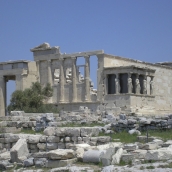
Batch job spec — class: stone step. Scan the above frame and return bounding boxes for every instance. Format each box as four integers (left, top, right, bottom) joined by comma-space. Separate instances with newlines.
0, 127, 21, 134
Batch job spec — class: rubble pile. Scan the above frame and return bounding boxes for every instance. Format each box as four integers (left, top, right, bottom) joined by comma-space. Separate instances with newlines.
0, 110, 172, 171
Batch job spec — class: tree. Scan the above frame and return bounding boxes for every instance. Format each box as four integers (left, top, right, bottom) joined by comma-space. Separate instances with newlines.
8, 82, 57, 113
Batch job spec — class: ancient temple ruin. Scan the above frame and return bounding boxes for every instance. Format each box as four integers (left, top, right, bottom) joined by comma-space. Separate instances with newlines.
0, 42, 172, 116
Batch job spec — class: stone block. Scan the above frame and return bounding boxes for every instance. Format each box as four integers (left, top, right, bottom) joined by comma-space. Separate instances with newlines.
0, 121, 7, 127
29, 144, 38, 150
31, 152, 48, 158
97, 136, 111, 144
37, 143, 46, 150
43, 127, 55, 136
28, 135, 41, 144
162, 140, 172, 147
23, 158, 34, 167
47, 149, 75, 160
131, 149, 147, 159
9, 134, 20, 143
76, 147, 85, 161
100, 147, 116, 166
66, 128, 80, 137
58, 142, 65, 149
65, 137, 71, 142
34, 158, 47, 168
124, 144, 138, 151
145, 148, 172, 161
111, 148, 123, 164
139, 142, 158, 150
39, 136, 47, 143
10, 138, 29, 163
80, 127, 99, 137
83, 150, 104, 163
45, 158, 77, 168
121, 154, 134, 163
47, 142, 58, 150
47, 136, 60, 143
0, 151, 10, 160
10, 111, 25, 116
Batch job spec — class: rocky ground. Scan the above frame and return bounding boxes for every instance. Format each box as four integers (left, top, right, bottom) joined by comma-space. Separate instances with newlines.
1, 110, 172, 171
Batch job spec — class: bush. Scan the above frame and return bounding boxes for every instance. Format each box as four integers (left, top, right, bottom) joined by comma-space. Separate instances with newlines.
8, 82, 59, 113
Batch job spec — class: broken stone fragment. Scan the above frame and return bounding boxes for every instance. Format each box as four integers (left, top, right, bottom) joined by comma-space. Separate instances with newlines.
43, 127, 55, 136
111, 148, 123, 164
10, 138, 29, 163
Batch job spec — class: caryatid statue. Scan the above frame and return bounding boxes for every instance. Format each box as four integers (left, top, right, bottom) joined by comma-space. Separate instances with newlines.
143, 75, 147, 94
135, 75, 141, 94
150, 76, 154, 95
127, 73, 133, 93
115, 74, 120, 94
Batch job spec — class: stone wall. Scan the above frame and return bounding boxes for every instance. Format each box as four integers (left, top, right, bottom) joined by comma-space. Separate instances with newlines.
100, 54, 172, 115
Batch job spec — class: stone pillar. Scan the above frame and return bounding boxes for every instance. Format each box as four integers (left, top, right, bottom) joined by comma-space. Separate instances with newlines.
127, 73, 133, 93
150, 76, 154, 95
0, 76, 6, 116
71, 57, 77, 102
135, 74, 141, 94
36, 61, 40, 82
143, 75, 147, 94
47, 60, 52, 86
84, 56, 91, 102
59, 58, 65, 103
115, 73, 120, 94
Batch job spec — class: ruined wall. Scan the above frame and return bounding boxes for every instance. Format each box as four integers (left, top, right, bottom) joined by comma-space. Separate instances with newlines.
103, 54, 172, 114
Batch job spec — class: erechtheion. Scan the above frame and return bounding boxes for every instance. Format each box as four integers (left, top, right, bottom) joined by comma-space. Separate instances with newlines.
0, 42, 172, 116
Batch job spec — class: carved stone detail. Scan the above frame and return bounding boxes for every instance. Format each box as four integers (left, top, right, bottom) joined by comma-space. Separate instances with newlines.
143, 75, 147, 94
127, 73, 133, 94
135, 74, 141, 94
115, 74, 120, 94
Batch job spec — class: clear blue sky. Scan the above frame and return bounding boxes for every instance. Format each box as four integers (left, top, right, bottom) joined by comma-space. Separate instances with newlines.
0, 0, 172, 104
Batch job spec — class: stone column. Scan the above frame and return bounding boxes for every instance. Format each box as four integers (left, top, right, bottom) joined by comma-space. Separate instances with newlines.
127, 73, 133, 93
150, 76, 154, 95
71, 57, 77, 102
135, 74, 141, 94
0, 76, 6, 116
84, 56, 91, 102
59, 58, 65, 103
115, 73, 120, 94
143, 75, 147, 94
36, 61, 40, 82
47, 60, 52, 86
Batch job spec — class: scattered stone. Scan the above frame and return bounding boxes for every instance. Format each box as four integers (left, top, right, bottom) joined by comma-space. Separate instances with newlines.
10, 138, 29, 163
47, 149, 75, 160
83, 150, 104, 163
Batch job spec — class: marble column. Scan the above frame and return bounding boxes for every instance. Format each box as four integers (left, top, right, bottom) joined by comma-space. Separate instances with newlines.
59, 58, 65, 103
84, 56, 91, 102
150, 76, 154, 95
47, 60, 52, 86
36, 61, 40, 82
127, 73, 133, 93
0, 76, 6, 116
71, 57, 77, 102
